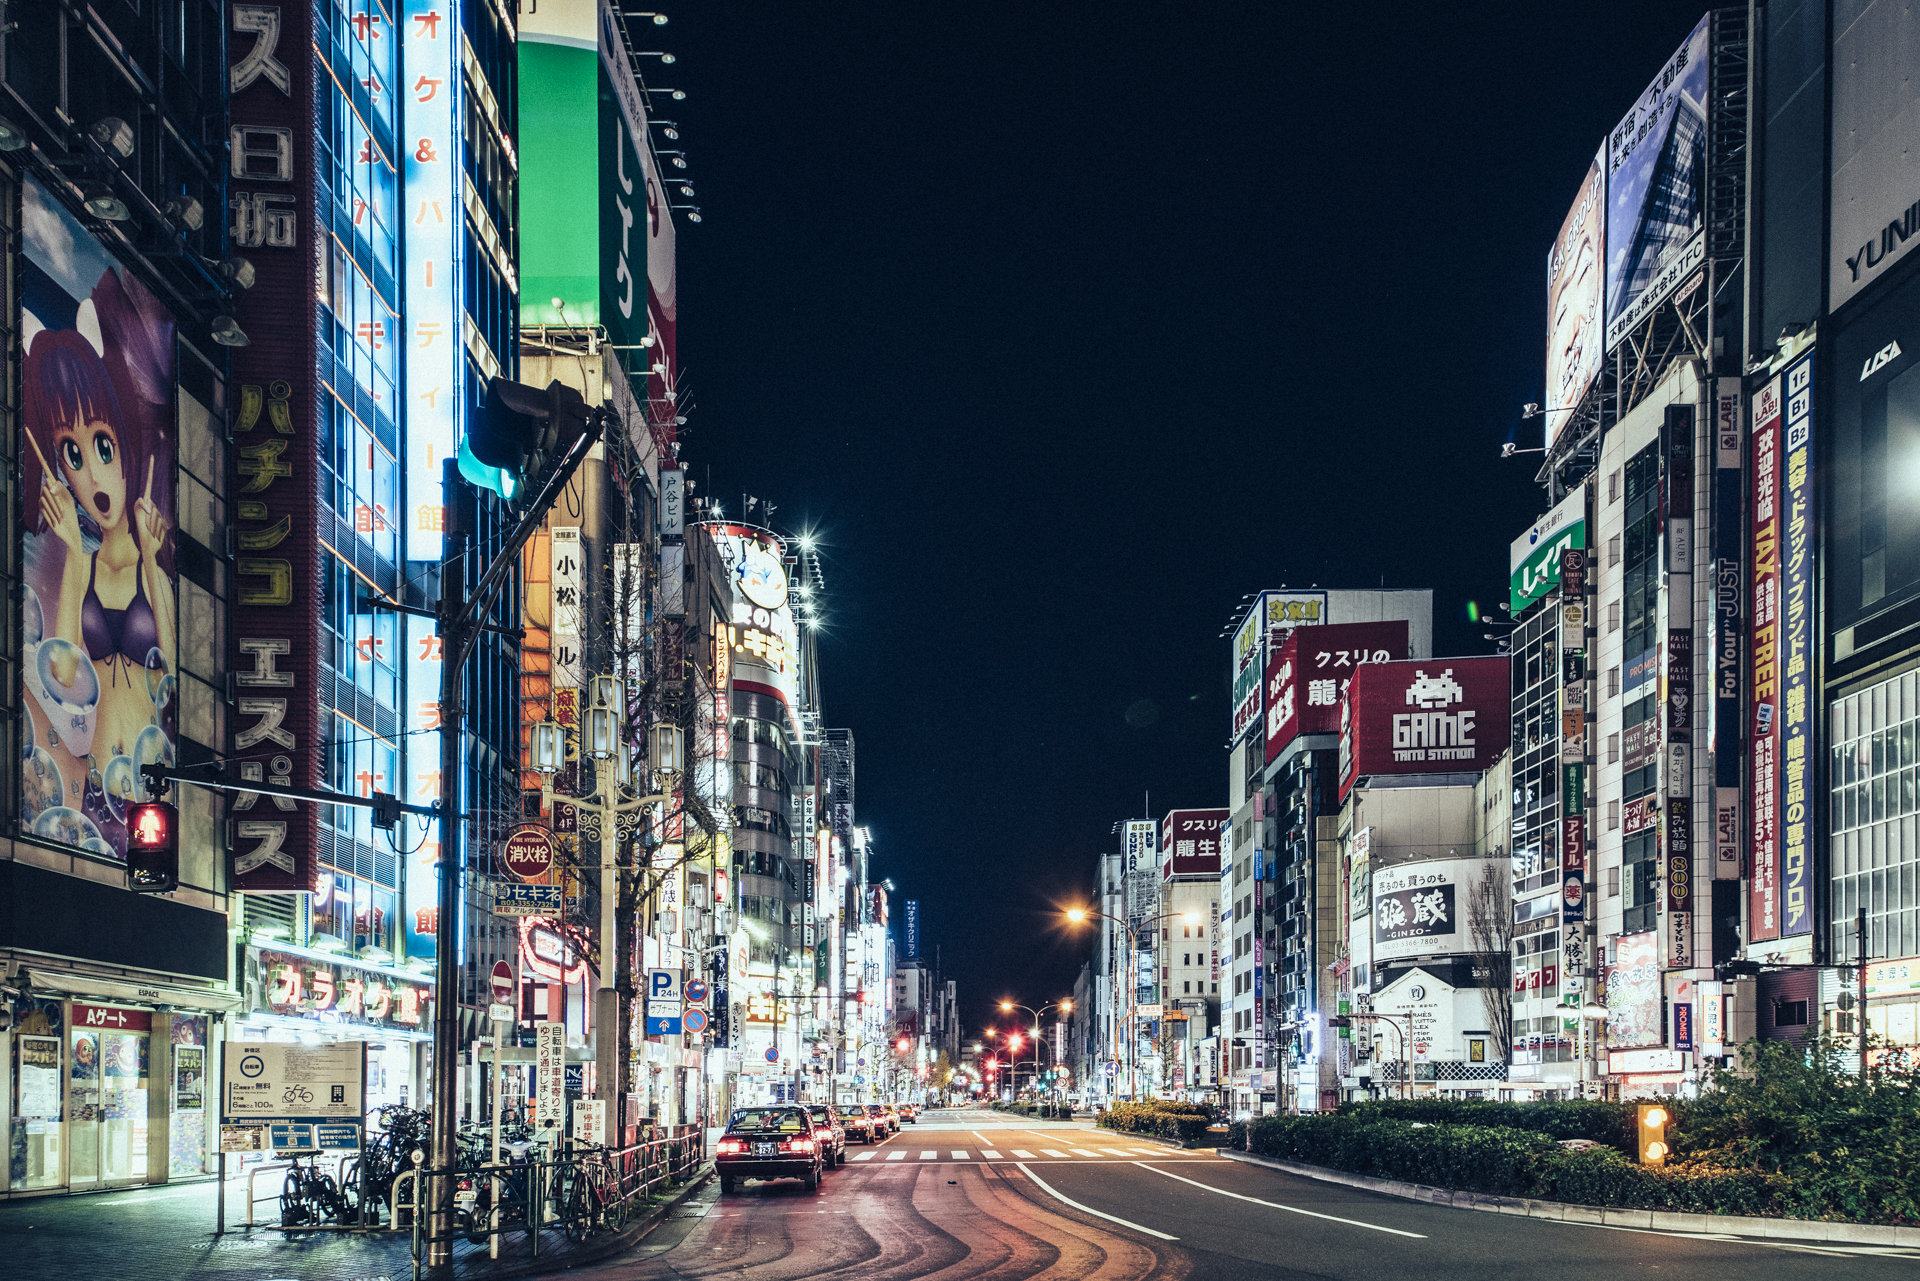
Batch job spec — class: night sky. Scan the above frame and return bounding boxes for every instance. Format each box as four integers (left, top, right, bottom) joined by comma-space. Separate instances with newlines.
661, 1, 1710, 1042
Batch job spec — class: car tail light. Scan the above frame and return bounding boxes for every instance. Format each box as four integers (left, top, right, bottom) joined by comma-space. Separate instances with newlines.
718, 1139, 745, 1153
786, 1138, 814, 1152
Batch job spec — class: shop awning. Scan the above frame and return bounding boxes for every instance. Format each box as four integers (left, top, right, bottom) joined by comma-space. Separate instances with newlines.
26, 967, 243, 1012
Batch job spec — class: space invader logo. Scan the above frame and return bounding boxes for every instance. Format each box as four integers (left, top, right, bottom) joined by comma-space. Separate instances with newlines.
1403, 669, 1466, 709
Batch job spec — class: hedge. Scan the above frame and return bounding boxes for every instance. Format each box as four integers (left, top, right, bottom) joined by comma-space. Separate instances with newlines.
1098, 1101, 1216, 1143
1337, 1098, 1651, 1151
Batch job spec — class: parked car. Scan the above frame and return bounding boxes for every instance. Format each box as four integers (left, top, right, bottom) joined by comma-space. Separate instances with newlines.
864, 1102, 895, 1134
841, 1107, 878, 1143
806, 1103, 848, 1167
716, 1107, 826, 1193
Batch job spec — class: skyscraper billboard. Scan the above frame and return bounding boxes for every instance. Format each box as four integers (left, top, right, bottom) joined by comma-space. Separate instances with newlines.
1337, 658, 1511, 801
1829, 0, 1920, 313
1545, 150, 1605, 448
1604, 14, 1710, 349
1159, 809, 1228, 879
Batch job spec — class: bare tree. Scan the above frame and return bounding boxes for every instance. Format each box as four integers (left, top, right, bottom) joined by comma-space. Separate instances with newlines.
1467, 861, 1513, 1061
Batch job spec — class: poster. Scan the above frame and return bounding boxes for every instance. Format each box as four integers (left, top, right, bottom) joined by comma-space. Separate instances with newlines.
19, 176, 178, 861
18, 1036, 61, 1119
174, 1045, 205, 1111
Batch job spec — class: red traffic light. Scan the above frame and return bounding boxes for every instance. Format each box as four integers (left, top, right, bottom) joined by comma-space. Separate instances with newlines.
896, 1037, 910, 1053
126, 800, 179, 893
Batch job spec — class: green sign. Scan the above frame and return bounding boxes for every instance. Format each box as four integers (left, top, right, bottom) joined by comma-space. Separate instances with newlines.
1509, 491, 1586, 613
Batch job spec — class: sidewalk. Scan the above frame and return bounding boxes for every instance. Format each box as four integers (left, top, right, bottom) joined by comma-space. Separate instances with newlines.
0, 1166, 709, 1281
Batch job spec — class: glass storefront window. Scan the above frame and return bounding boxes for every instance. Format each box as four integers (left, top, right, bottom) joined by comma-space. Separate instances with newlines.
9, 999, 66, 1189
169, 1016, 208, 1178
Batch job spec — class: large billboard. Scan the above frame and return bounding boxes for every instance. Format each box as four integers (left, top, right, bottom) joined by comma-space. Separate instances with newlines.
1779, 354, 1815, 938
1337, 657, 1511, 800
1264, 621, 1409, 763
1230, 590, 1327, 744
1545, 149, 1606, 448
19, 180, 180, 864
1370, 858, 1482, 963
1123, 821, 1157, 928
1509, 492, 1587, 615
1749, 375, 1783, 942
1830, 0, 1920, 313
1159, 809, 1228, 880
711, 525, 800, 733
1604, 14, 1710, 349
1605, 931, 1663, 1048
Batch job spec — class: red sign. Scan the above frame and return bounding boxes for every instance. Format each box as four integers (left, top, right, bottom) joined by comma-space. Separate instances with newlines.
1337, 656, 1511, 799
1265, 621, 1409, 763
1159, 808, 1228, 879
72, 1004, 151, 1031
490, 960, 515, 1002
502, 826, 556, 882
1749, 375, 1783, 942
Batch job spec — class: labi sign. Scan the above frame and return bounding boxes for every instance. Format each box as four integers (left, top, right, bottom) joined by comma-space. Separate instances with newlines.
1509, 491, 1586, 613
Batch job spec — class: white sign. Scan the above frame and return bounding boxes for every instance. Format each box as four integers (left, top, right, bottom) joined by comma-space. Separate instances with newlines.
221, 1042, 365, 1123
535, 1021, 566, 1132
221, 1124, 269, 1153
551, 527, 584, 687
1370, 859, 1482, 963
645, 966, 683, 1020
488, 1003, 515, 1022
573, 1097, 606, 1142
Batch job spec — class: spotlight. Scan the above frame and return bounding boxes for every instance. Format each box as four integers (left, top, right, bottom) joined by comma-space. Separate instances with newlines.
90, 116, 135, 159
218, 256, 257, 290
80, 182, 130, 221
210, 315, 251, 347
0, 116, 28, 151
165, 196, 204, 230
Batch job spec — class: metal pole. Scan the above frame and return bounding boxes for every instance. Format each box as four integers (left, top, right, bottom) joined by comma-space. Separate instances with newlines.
429, 462, 467, 1268
491, 1021, 503, 1259
597, 769, 620, 1145
1858, 907, 1870, 1075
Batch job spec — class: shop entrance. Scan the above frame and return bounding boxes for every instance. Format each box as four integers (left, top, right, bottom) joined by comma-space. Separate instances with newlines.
68, 1005, 152, 1189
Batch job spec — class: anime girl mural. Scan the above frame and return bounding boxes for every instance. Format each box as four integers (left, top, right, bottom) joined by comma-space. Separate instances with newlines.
19, 177, 177, 860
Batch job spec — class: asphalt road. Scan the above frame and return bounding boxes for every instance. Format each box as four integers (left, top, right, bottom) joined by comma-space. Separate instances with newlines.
570, 1109, 1919, 1281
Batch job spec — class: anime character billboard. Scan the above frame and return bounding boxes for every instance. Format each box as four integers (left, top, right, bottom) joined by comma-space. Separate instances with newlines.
19, 177, 177, 861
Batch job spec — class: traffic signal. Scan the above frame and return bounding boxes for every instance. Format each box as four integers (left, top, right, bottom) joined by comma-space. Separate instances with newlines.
896, 1037, 910, 1053
461, 376, 594, 504
126, 800, 179, 893
1637, 1104, 1669, 1166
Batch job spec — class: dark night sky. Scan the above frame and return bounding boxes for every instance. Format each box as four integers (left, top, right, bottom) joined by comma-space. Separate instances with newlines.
662, 1, 1711, 1040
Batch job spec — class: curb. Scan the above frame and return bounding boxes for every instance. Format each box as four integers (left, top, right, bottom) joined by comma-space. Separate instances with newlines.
1220, 1151, 1920, 1248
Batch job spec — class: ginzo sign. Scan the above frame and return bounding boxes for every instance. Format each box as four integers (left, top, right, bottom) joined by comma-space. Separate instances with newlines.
1339, 657, 1510, 800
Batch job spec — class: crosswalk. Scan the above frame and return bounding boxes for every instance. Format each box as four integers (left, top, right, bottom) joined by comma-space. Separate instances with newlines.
847, 1145, 1178, 1163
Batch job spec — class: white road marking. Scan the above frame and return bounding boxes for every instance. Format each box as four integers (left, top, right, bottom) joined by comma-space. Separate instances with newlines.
1016, 1163, 1178, 1240
971, 1131, 996, 1145
951, 1150, 970, 1159
850, 1152, 875, 1162
982, 1150, 1003, 1159
1071, 1148, 1104, 1157
1129, 1148, 1167, 1156
1133, 1163, 1426, 1238
919, 1151, 938, 1160
1042, 1149, 1072, 1158
885, 1151, 906, 1161
1012, 1149, 1036, 1158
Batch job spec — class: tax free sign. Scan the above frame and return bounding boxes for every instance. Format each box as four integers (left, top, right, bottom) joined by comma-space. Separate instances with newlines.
1509, 491, 1586, 614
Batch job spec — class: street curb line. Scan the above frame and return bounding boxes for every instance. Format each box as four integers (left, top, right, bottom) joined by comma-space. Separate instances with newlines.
1219, 1151, 1920, 1248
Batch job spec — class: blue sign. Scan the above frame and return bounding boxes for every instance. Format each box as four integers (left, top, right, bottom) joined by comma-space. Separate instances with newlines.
269, 1123, 314, 1152
764, 1046, 779, 1064
1254, 850, 1264, 880
315, 1123, 361, 1150
494, 885, 564, 916
648, 1014, 682, 1035
683, 1007, 709, 1034
564, 1065, 583, 1094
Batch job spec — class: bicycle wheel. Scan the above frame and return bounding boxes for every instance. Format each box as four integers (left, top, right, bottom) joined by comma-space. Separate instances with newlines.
602, 1182, 627, 1231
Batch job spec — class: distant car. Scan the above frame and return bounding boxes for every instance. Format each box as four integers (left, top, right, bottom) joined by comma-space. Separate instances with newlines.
841, 1107, 878, 1143
882, 1104, 902, 1131
898, 1104, 917, 1124
806, 1104, 848, 1167
864, 1103, 895, 1134
716, 1107, 826, 1193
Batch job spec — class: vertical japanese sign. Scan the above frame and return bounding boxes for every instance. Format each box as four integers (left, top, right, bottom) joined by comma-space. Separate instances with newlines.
1713, 382, 1743, 882
535, 1020, 565, 1133
551, 527, 584, 688
1779, 355, 1815, 938
405, 615, 442, 957
225, 0, 319, 891
1748, 376, 1783, 942
403, 0, 458, 558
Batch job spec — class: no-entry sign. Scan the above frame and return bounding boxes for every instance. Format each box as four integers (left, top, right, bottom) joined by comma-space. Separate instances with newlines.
490, 960, 514, 1002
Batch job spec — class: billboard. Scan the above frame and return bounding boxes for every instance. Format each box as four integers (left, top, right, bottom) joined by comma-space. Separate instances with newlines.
1604, 14, 1710, 349
1264, 621, 1409, 762
1545, 149, 1606, 448
1230, 591, 1327, 744
1749, 375, 1783, 942
1509, 491, 1586, 614
1605, 931, 1663, 1048
19, 180, 181, 865
1123, 821, 1157, 927
1830, 0, 1920, 313
711, 526, 800, 733
1779, 354, 1815, 938
1370, 859, 1481, 963
1160, 809, 1228, 879
904, 900, 919, 961
1337, 657, 1512, 800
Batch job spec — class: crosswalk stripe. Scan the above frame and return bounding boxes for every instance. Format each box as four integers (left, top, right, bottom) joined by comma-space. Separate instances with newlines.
951, 1150, 969, 1159
1129, 1148, 1165, 1156
1070, 1149, 1103, 1157
885, 1151, 905, 1161
1012, 1150, 1035, 1158
982, 1151, 1003, 1159
919, 1151, 938, 1160
850, 1152, 876, 1162
1042, 1149, 1071, 1158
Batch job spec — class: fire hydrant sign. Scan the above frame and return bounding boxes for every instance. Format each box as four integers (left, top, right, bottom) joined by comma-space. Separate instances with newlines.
535, 1021, 566, 1132
221, 1042, 366, 1123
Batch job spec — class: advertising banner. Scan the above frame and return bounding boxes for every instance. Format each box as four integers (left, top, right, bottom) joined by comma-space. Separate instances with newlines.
1713, 380, 1743, 791
1749, 375, 1783, 941
1605, 14, 1710, 349
1780, 354, 1815, 937
1160, 809, 1228, 879
1265, 621, 1408, 763
253, 947, 432, 1032
1509, 491, 1587, 614
1338, 657, 1511, 799
19, 179, 182, 866
1232, 591, 1327, 744
1605, 931, 1663, 1048
404, 0, 465, 530
1370, 859, 1484, 963
1545, 150, 1606, 450
1123, 820, 1157, 927
904, 900, 920, 960
1830, 0, 1920, 312
598, 0, 678, 418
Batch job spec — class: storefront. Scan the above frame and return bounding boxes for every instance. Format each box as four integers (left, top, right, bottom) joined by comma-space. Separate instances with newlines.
6, 970, 240, 1197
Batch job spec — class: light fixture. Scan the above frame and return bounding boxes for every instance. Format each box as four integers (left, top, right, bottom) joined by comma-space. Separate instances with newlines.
0, 116, 26, 151
250, 921, 291, 941
360, 944, 394, 964
210, 315, 250, 347
529, 719, 564, 774
165, 196, 204, 230
586, 675, 622, 760
218, 255, 257, 290
638, 51, 677, 63
312, 931, 349, 953
79, 182, 130, 221
677, 184, 695, 197
671, 156, 687, 168
661, 127, 680, 141
647, 88, 688, 101
90, 116, 136, 159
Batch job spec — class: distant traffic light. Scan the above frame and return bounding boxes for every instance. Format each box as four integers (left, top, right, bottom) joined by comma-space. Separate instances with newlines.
896, 1037, 910, 1053
126, 801, 179, 893
1637, 1104, 1669, 1166
462, 376, 594, 504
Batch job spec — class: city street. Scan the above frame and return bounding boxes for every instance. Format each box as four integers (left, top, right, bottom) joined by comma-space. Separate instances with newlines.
582, 1111, 1919, 1281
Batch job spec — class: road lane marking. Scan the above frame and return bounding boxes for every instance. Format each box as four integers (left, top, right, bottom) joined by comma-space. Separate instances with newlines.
983, 1151, 1003, 1159
885, 1151, 906, 1161
1070, 1148, 1104, 1157
971, 1132, 995, 1145
919, 1151, 938, 1160
1042, 1149, 1072, 1158
1012, 1150, 1036, 1158
1128, 1148, 1167, 1156
951, 1150, 969, 1159
850, 1152, 875, 1161
1132, 1163, 1426, 1238
1016, 1163, 1178, 1241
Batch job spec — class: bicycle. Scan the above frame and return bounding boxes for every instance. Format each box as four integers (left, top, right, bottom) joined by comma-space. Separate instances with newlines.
558, 1144, 626, 1242
282, 1084, 314, 1106
280, 1153, 350, 1227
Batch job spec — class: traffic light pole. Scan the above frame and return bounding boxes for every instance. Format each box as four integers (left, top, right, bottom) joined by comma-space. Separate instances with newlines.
428, 411, 603, 1269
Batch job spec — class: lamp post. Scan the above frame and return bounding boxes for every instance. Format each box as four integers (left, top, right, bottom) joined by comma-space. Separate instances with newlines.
1331, 1012, 1412, 1101
1065, 907, 1199, 1102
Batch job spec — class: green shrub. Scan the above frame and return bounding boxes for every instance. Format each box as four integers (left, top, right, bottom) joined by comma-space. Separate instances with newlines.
1338, 1098, 1646, 1151
1098, 1100, 1217, 1143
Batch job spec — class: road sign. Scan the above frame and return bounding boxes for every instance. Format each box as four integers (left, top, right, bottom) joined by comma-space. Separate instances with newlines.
491, 960, 515, 1002
684, 977, 710, 1004
682, 1007, 709, 1034
488, 1003, 515, 1022
765, 1046, 780, 1064
269, 1123, 315, 1152
645, 967, 683, 1035
535, 1021, 565, 1132
502, 825, 556, 882
222, 1042, 365, 1124
494, 884, 563, 916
